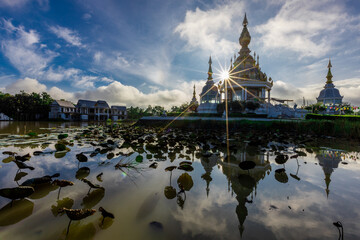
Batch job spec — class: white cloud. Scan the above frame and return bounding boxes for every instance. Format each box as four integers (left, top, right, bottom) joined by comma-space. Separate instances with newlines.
75, 81, 189, 108
174, 2, 244, 57
255, 0, 352, 57
5, 77, 47, 93
44, 67, 81, 82
1, 19, 58, 76
49, 25, 83, 47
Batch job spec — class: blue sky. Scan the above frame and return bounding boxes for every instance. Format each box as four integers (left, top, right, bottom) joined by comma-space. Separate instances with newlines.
0, 0, 360, 108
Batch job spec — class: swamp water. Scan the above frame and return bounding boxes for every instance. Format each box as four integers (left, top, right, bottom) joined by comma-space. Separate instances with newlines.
0, 121, 359, 240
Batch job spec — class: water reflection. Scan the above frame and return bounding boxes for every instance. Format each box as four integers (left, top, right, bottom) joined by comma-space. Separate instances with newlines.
316, 150, 342, 198
0, 123, 359, 239
219, 148, 271, 237
0, 199, 34, 226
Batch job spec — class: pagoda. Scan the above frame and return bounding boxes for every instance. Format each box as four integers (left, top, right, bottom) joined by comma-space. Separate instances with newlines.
220, 13, 273, 103
316, 59, 343, 106
197, 56, 220, 113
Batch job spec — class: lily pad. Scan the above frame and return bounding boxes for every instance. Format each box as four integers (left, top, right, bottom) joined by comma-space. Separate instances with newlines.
14, 172, 28, 182
2, 156, 14, 163
177, 173, 193, 191
164, 186, 176, 199
55, 143, 66, 151
135, 155, 143, 163
177, 164, 194, 172
165, 166, 177, 172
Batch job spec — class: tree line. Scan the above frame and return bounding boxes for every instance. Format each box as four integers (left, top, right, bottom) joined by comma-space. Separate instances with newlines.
0, 91, 53, 120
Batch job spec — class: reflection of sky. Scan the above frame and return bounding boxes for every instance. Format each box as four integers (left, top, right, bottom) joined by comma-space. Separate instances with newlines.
0, 126, 360, 239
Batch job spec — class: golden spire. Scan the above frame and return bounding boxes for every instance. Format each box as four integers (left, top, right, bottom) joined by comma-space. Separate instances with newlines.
193, 84, 196, 98
326, 58, 333, 84
243, 12, 248, 26
239, 13, 251, 56
208, 55, 213, 80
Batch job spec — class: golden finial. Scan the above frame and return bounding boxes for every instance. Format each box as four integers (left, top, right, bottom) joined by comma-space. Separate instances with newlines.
243, 13, 248, 26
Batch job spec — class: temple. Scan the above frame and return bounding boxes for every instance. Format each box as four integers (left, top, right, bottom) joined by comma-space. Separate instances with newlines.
197, 14, 273, 114
317, 59, 343, 106
220, 13, 273, 103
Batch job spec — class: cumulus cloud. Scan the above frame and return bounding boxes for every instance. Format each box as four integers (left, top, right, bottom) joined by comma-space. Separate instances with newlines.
49, 25, 83, 47
255, 0, 354, 57
3, 78, 195, 109
5, 77, 47, 93
75, 81, 189, 108
174, 1, 244, 57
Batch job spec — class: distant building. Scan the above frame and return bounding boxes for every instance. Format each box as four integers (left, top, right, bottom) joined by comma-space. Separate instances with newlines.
317, 59, 343, 106
111, 106, 127, 121
49, 99, 126, 121
49, 100, 76, 120
197, 56, 220, 113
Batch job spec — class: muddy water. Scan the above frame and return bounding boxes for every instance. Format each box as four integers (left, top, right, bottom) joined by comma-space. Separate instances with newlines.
0, 121, 359, 240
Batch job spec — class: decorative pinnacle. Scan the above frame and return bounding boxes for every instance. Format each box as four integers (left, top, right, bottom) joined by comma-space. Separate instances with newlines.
257, 55, 259, 66
326, 58, 333, 84
243, 13, 248, 26
207, 55, 213, 80
328, 59, 332, 69
193, 84, 196, 97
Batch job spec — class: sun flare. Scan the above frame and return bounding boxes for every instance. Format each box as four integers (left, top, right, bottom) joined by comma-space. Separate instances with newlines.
220, 70, 230, 80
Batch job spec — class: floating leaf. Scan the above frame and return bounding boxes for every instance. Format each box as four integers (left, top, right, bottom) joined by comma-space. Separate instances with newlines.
76, 153, 88, 162
58, 134, 68, 140
177, 164, 194, 172
2, 156, 14, 163
76, 167, 90, 180
149, 162, 158, 168
55, 143, 66, 151
164, 186, 176, 199
135, 155, 143, 163
165, 166, 177, 172
54, 151, 67, 158
275, 154, 289, 165
14, 172, 28, 182
177, 173, 193, 191
179, 161, 192, 166
107, 152, 114, 159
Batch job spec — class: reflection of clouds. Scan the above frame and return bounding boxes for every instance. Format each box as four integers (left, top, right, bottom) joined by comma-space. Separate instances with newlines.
172, 184, 237, 239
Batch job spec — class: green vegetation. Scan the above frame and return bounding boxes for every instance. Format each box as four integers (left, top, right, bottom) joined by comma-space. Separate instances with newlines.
0, 91, 53, 120
136, 118, 360, 139
306, 113, 360, 121
127, 105, 165, 119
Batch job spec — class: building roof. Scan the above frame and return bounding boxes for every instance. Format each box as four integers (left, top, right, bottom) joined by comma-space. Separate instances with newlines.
77, 99, 96, 108
95, 100, 110, 108
53, 100, 75, 108
317, 84, 343, 100
111, 106, 126, 111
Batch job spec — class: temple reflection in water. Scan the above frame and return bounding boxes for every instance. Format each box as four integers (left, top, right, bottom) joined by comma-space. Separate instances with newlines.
316, 149, 342, 198
212, 146, 271, 237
